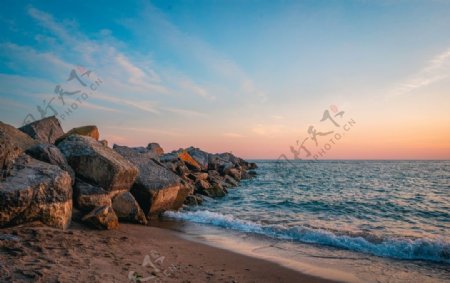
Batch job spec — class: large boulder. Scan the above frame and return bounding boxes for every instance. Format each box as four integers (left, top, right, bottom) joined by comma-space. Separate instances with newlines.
82, 205, 119, 230
0, 155, 72, 229
57, 135, 138, 192
25, 144, 75, 184
56, 125, 100, 144
73, 180, 112, 212
19, 116, 64, 144
186, 147, 209, 170
177, 150, 201, 171
113, 145, 189, 217
112, 191, 147, 225
0, 122, 38, 179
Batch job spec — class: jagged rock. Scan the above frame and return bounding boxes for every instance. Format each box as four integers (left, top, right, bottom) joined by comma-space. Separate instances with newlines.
187, 172, 208, 182
112, 191, 147, 225
82, 205, 119, 230
99, 140, 108, 147
225, 168, 242, 181
147, 143, 164, 156
25, 144, 75, 184
114, 145, 189, 217
19, 116, 64, 144
223, 175, 239, 187
113, 144, 159, 160
73, 180, 112, 212
56, 125, 100, 144
0, 122, 38, 179
186, 147, 209, 170
248, 162, 258, 170
184, 194, 203, 206
195, 179, 226, 197
58, 135, 138, 191
0, 155, 72, 229
177, 150, 201, 171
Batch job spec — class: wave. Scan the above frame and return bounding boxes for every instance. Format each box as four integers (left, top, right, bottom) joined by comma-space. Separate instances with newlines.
164, 210, 450, 264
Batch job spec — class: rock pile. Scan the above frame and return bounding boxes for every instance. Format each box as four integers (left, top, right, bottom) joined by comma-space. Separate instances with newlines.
0, 116, 257, 230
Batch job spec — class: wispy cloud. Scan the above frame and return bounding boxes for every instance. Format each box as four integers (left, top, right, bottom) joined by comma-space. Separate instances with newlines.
389, 47, 450, 97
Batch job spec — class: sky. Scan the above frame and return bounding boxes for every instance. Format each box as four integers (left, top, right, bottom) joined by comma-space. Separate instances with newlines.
0, 0, 449, 159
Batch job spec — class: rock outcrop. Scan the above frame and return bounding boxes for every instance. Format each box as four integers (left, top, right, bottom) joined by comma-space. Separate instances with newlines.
0, 155, 72, 229
58, 135, 138, 192
19, 116, 64, 144
0, 117, 257, 231
113, 145, 189, 217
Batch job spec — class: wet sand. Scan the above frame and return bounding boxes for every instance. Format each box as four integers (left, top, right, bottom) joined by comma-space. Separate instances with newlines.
0, 222, 336, 283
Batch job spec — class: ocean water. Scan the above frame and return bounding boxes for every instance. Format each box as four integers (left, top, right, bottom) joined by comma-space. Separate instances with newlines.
164, 160, 450, 281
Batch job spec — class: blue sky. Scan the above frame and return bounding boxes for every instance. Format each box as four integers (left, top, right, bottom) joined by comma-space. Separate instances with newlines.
1, 1, 449, 158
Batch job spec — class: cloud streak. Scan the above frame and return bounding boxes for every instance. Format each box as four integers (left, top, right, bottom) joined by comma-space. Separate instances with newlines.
390, 47, 450, 97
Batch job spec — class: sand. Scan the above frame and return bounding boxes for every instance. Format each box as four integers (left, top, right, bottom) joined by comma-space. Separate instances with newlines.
0, 222, 336, 283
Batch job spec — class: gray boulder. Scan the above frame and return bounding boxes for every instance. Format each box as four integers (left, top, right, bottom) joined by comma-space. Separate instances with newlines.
19, 116, 64, 144
0, 122, 38, 179
112, 191, 147, 225
25, 143, 75, 184
58, 135, 138, 192
0, 155, 72, 229
73, 180, 112, 212
114, 145, 189, 217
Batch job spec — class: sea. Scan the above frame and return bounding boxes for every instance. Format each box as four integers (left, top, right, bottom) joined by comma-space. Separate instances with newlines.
162, 160, 450, 282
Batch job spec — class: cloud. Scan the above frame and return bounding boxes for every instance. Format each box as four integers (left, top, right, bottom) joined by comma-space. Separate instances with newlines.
389, 47, 450, 97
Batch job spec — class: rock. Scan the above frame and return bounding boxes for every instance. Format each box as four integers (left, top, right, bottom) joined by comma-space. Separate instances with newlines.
159, 152, 179, 163
25, 144, 75, 184
177, 150, 201, 171
114, 145, 189, 217
147, 143, 164, 156
186, 147, 209, 170
19, 116, 64, 144
184, 194, 203, 206
113, 144, 159, 160
0, 122, 38, 179
223, 175, 239, 187
0, 155, 72, 229
58, 135, 138, 192
248, 162, 258, 170
56, 125, 100, 144
82, 205, 119, 230
225, 168, 242, 181
195, 179, 226, 197
187, 172, 208, 182
112, 191, 147, 225
73, 180, 112, 212
99, 140, 108, 147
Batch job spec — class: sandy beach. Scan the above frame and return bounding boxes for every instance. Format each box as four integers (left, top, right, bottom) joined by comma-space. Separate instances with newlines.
0, 222, 335, 283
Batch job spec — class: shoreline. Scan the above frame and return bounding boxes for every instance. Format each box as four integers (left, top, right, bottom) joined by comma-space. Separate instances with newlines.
0, 222, 336, 283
